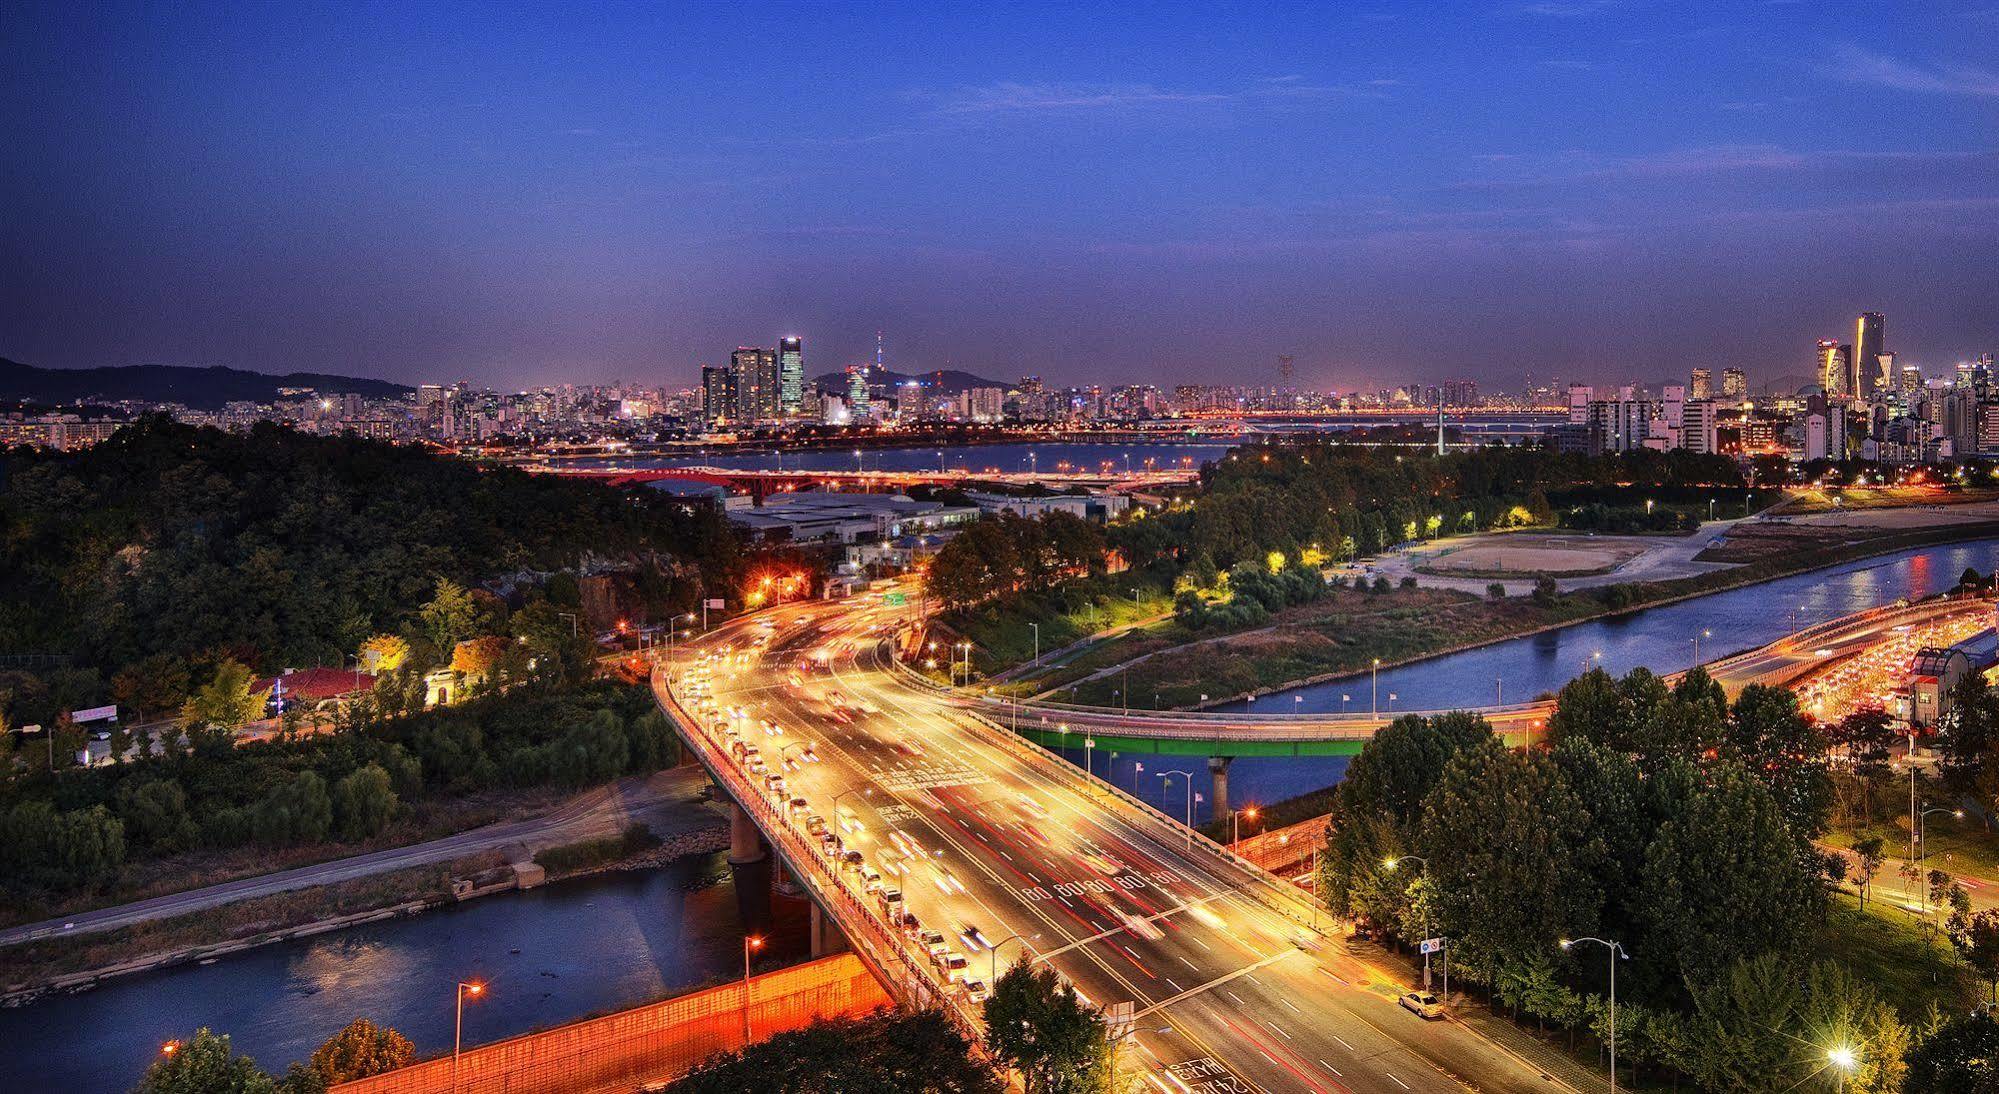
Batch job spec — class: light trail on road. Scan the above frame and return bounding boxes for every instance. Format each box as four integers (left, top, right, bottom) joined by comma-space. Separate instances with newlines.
658, 593, 1567, 1093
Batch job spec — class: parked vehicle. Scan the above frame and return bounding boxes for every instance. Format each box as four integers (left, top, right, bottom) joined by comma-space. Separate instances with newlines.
1399, 990, 1444, 1019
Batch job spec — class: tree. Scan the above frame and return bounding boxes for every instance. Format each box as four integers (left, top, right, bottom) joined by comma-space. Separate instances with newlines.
112, 652, 192, 721
358, 634, 409, 674
416, 577, 479, 663
983, 962, 1121, 1094
1726, 684, 1831, 842
1935, 671, 1999, 791
1906, 1011, 1999, 1093
333, 765, 399, 840
1637, 762, 1818, 990
135, 1029, 277, 1094
116, 778, 197, 852
180, 659, 270, 731
253, 771, 333, 845
1419, 739, 1604, 991
307, 1018, 414, 1085
1853, 837, 1885, 909
1829, 708, 1898, 822
1953, 909, 1999, 1004
672, 1009, 999, 1093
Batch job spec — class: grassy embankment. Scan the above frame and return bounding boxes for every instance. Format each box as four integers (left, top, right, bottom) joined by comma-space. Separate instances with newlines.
0, 853, 499, 992
0, 782, 583, 931
958, 514, 1999, 711
0, 824, 675, 995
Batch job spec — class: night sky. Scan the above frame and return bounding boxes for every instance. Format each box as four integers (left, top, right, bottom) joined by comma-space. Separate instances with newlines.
3, 2, 1995, 391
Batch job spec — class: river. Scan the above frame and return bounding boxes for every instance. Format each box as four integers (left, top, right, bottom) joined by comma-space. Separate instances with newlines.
1086, 537, 1999, 826
573, 441, 1231, 477
0, 855, 807, 1094
18, 537, 1996, 1090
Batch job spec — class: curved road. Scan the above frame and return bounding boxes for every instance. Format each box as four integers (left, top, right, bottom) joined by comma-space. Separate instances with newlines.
663, 592, 1578, 1094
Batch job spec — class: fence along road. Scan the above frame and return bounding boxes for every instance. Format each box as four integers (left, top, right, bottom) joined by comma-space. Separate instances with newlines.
657, 596, 1570, 1094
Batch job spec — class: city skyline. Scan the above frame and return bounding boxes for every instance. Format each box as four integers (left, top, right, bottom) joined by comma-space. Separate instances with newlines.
4, 5, 1997, 390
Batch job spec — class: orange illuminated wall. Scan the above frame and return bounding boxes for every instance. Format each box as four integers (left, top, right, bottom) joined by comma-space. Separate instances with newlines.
331, 953, 892, 1094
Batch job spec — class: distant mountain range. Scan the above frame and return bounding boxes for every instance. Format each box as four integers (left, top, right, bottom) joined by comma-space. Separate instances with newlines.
0, 359, 413, 410
809, 367, 1009, 395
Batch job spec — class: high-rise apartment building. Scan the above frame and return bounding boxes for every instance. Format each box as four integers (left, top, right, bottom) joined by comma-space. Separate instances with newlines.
1721, 367, 1747, 399
731, 346, 779, 421
1855, 312, 1885, 397
1900, 363, 1922, 398
778, 337, 804, 417
1690, 368, 1712, 400
1681, 399, 1719, 454
701, 365, 736, 426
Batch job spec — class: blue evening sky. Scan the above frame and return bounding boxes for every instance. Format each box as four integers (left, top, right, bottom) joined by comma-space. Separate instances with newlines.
2, 1, 1995, 391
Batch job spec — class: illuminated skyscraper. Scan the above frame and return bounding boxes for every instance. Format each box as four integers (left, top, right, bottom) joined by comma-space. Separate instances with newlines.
1690, 368, 1712, 400
1720, 367, 1747, 399
1818, 339, 1853, 398
1855, 312, 1885, 397
701, 365, 735, 426
778, 337, 804, 417
732, 346, 778, 421
845, 364, 870, 415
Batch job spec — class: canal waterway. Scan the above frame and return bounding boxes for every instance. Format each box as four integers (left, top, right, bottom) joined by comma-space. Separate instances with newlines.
0, 855, 807, 1094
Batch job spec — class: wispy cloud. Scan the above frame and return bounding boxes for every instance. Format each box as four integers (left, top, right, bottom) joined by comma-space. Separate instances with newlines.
924, 76, 1370, 117
1824, 44, 1999, 99
1456, 144, 1991, 187
1504, 1, 1619, 16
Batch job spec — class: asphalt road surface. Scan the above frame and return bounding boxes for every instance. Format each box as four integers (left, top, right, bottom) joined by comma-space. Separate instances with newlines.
662, 592, 1571, 1094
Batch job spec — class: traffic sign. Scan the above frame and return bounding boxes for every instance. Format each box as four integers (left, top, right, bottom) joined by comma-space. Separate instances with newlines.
1419, 938, 1444, 954
884, 592, 907, 606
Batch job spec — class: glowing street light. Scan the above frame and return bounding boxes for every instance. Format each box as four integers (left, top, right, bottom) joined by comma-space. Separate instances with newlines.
1827, 1046, 1857, 1092
454, 980, 485, 1092
1559, 937, 1629, 1092
742, 935, 765, 1042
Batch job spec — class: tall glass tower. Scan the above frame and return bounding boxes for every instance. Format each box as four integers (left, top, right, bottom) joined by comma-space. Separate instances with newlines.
778, 337, 804, 418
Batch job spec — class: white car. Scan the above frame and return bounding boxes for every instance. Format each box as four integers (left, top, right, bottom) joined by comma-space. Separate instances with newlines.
1399, 990, 1444, 1020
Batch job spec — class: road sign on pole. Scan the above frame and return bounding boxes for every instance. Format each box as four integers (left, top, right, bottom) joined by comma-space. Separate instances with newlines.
1419, 938, 1443, 954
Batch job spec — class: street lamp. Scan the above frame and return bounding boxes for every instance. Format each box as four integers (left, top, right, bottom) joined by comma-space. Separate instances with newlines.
1384, 856, 1437, 991
1159, 770, 1196, 848
1028, 622, 1040, 666
1692, 628, 1711, 665
743, 935, 764, 1043
1559, 937, 1629, 1093
454, 980, 485, 1093
1232, 806, 1258, 852
1827, 1046, 1858, 1093
989, 932, 1038, 987
1371, 658, 1382, 716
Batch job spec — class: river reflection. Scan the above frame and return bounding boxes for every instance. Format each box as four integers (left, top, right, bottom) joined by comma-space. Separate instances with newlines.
0, 855, 807, 1093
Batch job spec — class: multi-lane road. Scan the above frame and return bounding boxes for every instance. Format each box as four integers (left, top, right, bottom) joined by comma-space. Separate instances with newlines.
658, 593, 1568, 1094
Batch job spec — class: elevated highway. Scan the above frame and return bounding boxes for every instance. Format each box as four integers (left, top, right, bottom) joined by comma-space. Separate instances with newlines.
656, 600, 1572, 1094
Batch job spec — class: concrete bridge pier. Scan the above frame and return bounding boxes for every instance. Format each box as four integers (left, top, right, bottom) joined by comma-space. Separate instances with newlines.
729, 801, 767, 866
727, 801, 773, 934
1207, 756, 1233, 819
810, 903, 848, 958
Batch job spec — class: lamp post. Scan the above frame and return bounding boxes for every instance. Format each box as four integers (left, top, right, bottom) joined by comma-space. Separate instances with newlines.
1918, 804, 1965, 913
742, 935, 764, 1043
1692, 628, 1711, 665
1371, 658, 1381, 716
1232, 806, 1258, 852
1159, 770, 1195, 848
989, 932, 1037, 986
1827, 1046, 1858, 1093
1029, 622, 1040, 666
454, 980, 484, 1093
1384, 856, 1435, 990
1559, 937, 1629, 1092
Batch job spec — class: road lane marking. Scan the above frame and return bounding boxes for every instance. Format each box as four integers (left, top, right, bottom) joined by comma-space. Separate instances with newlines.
1388, 1073, 1410, 1090
1317, 1060, 1342, 1078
